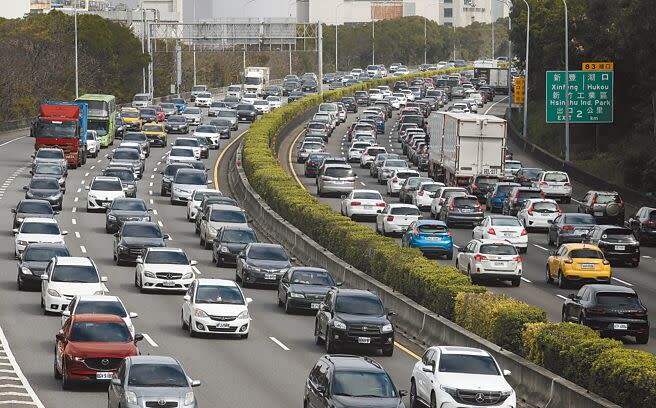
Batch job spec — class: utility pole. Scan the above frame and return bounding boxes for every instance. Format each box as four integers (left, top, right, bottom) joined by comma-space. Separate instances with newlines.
175, 39, 182, 94
563, 0, 570, 161
142, 8, 146, 93
372, 19, 375, 65
492, 19, 495, 59
74, 0, 79, 98
289, 43, 293, 74
424, 17, 427, 64
522, 0, 530, 140
147, 19, 153, 95
318, 22, 324, 94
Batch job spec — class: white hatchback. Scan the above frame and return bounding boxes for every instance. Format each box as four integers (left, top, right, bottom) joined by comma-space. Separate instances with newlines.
173, 137, 202, 159
181, 278, 252, 338
412, 181, 446, 211
86, 176, 126, 212
340, 190, 386, 219
14, 217, 67, 258
375, 203, 421, 236
186, 189, 222, 221
135, 248, 197, 293
166, 146, 197, 165
41, 257, 108, 314
517, 198, 561, 231
386, 169, 419, 196
472, 215, 528, 253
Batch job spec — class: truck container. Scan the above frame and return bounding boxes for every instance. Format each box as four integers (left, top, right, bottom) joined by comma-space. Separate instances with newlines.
473, 66, 509, 94
32, 102, 88, 168
428, 112, 506, 186
243, 67, 270, 96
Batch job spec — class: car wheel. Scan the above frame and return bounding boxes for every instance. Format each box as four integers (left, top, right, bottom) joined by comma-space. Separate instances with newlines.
445, 250, 453, 261
17, 275, 23, 291
325, 329, 337, 353
284, 298, 294, 314
188, 319, 197, 337
314, 321, 325, 345
430, 392, 437, 408
558, 270, 568, 289
636, 332, 650, 345
181, 311, 188, 330
61, 363, 72, 390
200, 234, 206, 248
410, 381, 419, 408
382, 345, 394, 356
134, 271, 139, 288
562, 309, 568, 323
53, 352, 62, 379
511, 278, 521, 287
546, 265, 554, 284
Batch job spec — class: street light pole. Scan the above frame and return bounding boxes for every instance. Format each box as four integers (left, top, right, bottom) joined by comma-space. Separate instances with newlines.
521, 0, 530, 139
372, 19, 375, 65
492, 18, 495, 59
424, 17, 427, 64
193, 0, 197, 86
563, 0, 570, 161
74, 0, 79, 98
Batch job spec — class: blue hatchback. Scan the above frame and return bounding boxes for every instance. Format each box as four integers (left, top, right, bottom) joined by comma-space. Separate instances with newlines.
401, 220, 453, 259
486, 182, 519, 213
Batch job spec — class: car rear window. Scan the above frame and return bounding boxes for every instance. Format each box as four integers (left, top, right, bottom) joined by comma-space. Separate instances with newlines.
324, 168, 353, 178
544, 172, 569, 182
595, 193, 621, 204
390, 207, 420, 216
418, 224, 447, 234
420, 184, 441, 192
569, 249, 604, 259
563, 214, 596, 224
531, 201, 558, 212
496, 184, 516, 194
366, 148, 386, 156
249, 246, 288, 261
601, 229, 635, 242
518, 190, 543, 199
475, 177, 498, 185
490, 218, 522, 227
352, 192, 382, 200
395, 172, 419, 179
453, 197, 479, 207
479, 244, 517, 255
308, 123, 325, 130
596, 293, 641, 307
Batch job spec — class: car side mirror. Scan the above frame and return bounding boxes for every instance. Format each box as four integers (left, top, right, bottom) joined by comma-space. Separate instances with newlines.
101, 276, 108, 282
111, 378, 121, 386
40, 273, 48, 280
22, 186, 28, 191
114, 232, 120, 237
315, 385, 327, 395
457, 247, 464, 252
163, 234, 171, 240
191, 380, 201, 387
11, 208, 16, 214
503, 369, 512, 377
246, 297, 253, 304
107, 155, 112, 160
55, 333, 65, 342
548, 250, 556, 256
129, 312, 139, 318
190, 260, 198, 266
134, 333, 144, 342
399, 390, 408, 397
62, 310, 71, 317
135, 256, 143, 263
238, 251, 245, 258
422, 364, 434, 373
183, 295, 191, 302
61, 231, 68, 236
84, 185, 90, 190
567, 294, 579, 300
340, 195, 346, 200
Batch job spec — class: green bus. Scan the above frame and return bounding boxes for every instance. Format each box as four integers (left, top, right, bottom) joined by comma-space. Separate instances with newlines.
75, 94, 117, 147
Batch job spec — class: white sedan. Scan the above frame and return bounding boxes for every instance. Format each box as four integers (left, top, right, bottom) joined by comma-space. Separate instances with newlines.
386, 169, 419, 196
14, 217, 67, 258
266, 96, 282, 109
517, 198, 561, 231
347, 141, 373, 162
86, 130, 100, 158
456, 239, 523, 286
194, 125, 221, 149
253, 99, 271, 114
61, 295, 138, 336
472, 215, 528, 253
181, 278, 252, 338
135, 248, 197, 293
378, 159, 410, 184
41, 257, 108, 314
86, 176, 126, 212
186, 188, 222, 221
166, 146, 197, 165
375, 203, 421, 236
411, 181, 445, 211
340, 190, 386, 219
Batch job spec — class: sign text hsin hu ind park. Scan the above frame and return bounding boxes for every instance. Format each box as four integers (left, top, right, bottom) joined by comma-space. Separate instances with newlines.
546, 70, 614, 123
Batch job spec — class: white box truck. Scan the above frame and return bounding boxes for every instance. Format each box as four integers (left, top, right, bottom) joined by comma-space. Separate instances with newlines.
428, 112, 506, 186
474, 61, 509, 94
243, 67, 270, 96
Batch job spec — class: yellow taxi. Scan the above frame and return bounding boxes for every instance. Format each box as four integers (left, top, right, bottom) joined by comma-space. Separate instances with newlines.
120, 107, 142, 131
546, 243, 611, 288
142, 122, 167, 147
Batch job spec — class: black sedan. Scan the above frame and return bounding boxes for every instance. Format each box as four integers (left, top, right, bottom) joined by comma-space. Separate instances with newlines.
547, 213, 597, 246
587, 225, 640, 267
12, 199, 57, 229
562, 284, 649, 344
17, 243, 70, 290
106, 198, 151, 234
301, 80, 318, 92
165, 115, 189, 134
288, 91, 306, 102
113, 221, 169, 265
23, 177, 63, 210
625, 206, 656, 245
277, 267, 337, 313
236, 243, 294, 288
236, 104, 257, 122
211, 226, 258, 266
31, 163, 67, 189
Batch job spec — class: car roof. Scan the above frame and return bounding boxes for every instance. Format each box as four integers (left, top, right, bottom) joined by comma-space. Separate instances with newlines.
476, 239, 515, 245
22, 217, 58, 224
92, 176, 121, 182
208, 204, 243, 211
332, 288, 379, 299
416, 220, 447, 227
561, 243, 602, 250
128, 355, 179, 365
388, 203, 418, 208
584, 284, 636, 294
72, 314, 124, 323
55, 256, 93, 266
351, 189, 381, 194
322, 355, 385, 371
24, 242, 67, 250
75, 295, 121, 302
436, 346, 491, 357
196, 278, 237, 287
146, 247, 184, 253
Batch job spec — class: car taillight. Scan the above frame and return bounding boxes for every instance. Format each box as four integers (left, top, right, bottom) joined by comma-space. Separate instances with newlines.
449, 202, 455, 210
418, 190, 424, 196
376, 202, 386, 207
602, 260, 610, 265
471, 183, 478, 190
386, 215, 394, 221
588, 307, 607, 315
350, 202, 361, 206
564, 258, 573, 264
527, 206, 534, 215
590, 195, 597, 206
513, 256, 522, 262
493, 193, 500, 198
643, 220, 656, 227
539, 181, 547, 185
564, 182, 571, 186
447, 230, 452, 236
562, 226, 574, 231
413, 228, 419, 236
521, 229, 527, 236
300, 149, 306, 153
488, 228, 496, 235
321, 177, 332, 181
392, 177, 398, 183
474, 254, 487, 262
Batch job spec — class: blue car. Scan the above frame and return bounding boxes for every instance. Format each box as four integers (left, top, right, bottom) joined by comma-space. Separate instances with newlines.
170, 97, 187, 113
486, 182, 519, 213
401, 220, 453, 259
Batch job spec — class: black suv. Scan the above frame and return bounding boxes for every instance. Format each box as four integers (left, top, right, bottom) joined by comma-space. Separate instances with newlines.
466, 175, 500, 203
625, 206, 656, 244
578, 190, 625, 225
587, 225, 640, 267
314, 288, 395, 356
113, 221, 169, 265
304, 355, 406, 408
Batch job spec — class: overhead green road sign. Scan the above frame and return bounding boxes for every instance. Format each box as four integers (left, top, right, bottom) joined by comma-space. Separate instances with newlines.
545, 70, 613, 123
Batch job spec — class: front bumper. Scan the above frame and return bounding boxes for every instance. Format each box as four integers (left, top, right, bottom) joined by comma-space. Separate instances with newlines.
87, 196, 114, 210
409, 239, 453, 254
18, 269, 42, 289
141, 273, 193, 291
191, 315, 250, 335
242, 268, 286, 285
330, 328, 394, 349
116, 246, 147, 262
44, 292, 75, 313
171, 189, 193, 203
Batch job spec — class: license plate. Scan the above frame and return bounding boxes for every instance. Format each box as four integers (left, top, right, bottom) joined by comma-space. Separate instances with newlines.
102, 202, 111, 208
613, 323, 628, 330
162, 281, 175, 287
581, 263, 595, 269
427, 237, 439, 241
503, 232, 514, 237
96, 372, 113, 380
311, 303, 320, 309
494, 261, 506, 266
615, 245, 625, 251
461, 208, 472, 213
594, 211, 603, 216
217, 322, 230, 329
357, 337, 371, 344
264, 273, 277, 280
364, 206, 374, 210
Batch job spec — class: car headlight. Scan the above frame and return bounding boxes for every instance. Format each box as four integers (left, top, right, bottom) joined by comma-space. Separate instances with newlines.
107, 215, 117, 221
247, 265, 261, 272
125, 391, 137, 405
440, 385, 458, 398
182, 272, 193, 279
144, 271, 156, 278
141, 216, 151, 222
194, 308, 208, 318
332, 320, 346, 330
381, 323, 394, 333
47, 289, 61, 297
220, 246, 230, 253
21, 266, 31, 275
16, 217, 24, 223
93, 290, 105, 295
289, 292, 305, 299
184, 391, 194, 406
500, 389, 514, 397
208, 226, 217, 235
236, 310, 249, 320
17, 240, 28, 246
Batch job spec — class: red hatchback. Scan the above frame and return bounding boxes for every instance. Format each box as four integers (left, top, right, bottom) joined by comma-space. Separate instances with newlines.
54, 314, 143, 389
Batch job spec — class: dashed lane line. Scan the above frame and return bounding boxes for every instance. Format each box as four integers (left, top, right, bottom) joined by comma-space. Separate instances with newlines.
612, 277, 633, 287
521, 277, 532, 283
142, 333, 159, 348
80, 245, 87, 254
269, 337, 290, 351
0, 326, 44, 407
533, 244, 549, 251
556, 294, 568, 300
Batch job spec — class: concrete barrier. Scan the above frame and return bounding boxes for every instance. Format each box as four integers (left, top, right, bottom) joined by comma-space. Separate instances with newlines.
227, 144, 621, 408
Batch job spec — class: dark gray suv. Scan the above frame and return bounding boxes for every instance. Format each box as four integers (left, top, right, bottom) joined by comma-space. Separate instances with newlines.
440, 195, 484, 228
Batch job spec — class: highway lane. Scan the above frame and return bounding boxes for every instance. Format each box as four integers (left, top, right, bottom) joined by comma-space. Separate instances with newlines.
0, 96, 426, 407
280, 99, 656, 353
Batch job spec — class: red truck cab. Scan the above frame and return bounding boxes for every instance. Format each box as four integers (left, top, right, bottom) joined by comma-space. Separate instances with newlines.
33, 102, 88, 168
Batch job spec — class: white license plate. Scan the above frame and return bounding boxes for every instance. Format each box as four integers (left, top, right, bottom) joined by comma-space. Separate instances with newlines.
162, 281, 175, 287
427, 237, 439, 241
364, 206, 374, 210
615, 245, 625, 251
357, 337, 371, 344
216, 322, 230, 329
494, 261, 506, 267
503, 232, 514, 237
594, 211, 603, 216
264, 273, 277, 280
613, 323, 628, 330
311, 303, 320, 309
461, 208, 472, 213
102, 202, 111, 208
96, 372, 113, 380
581, 263, 595, 269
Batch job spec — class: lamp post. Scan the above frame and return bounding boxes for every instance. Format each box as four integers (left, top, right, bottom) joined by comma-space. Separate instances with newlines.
493, 0, 512, 112
562, 0, 570, 161
335, 2, 347, 71
521, 0, 530, 139
74, 0, 79, 98
372, 18, 375, 65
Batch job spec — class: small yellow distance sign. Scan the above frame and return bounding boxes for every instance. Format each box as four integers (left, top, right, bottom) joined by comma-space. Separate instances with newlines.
582, 62, 614, 71
514, 77, 525, 104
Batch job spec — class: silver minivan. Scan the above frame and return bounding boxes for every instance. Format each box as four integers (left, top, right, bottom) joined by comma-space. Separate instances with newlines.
317, 164, 355, 197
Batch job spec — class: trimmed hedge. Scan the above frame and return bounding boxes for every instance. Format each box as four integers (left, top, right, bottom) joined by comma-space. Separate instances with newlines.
523, 323, 656, 407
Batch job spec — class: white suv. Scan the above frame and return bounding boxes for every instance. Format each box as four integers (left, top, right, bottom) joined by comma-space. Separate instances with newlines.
410, 346, 516, 408
534, 171, 572, 203
13, 218, 67, 258
135, 248, 197, 293
456, 239, 523, 286
86, 176, 125, 212
41, 257, 108, 315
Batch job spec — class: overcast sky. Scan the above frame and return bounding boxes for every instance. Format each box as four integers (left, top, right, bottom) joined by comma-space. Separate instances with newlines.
1, 1, 29, 19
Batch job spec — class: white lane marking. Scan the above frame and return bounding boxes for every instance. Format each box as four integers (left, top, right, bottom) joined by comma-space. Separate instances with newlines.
73, 197, 78, 202
556, 294, 567, 300
84, 172, 89, 177
269, 337, 290, 351
149, 199, 154, 204
642, 255, 651, 259
142, 333, 159, 348
360, 182, 366, 186
80, 245, 87, 253
150, 174, 155, 179
571, 198, 582, 204
192, 266, 201, 275
166, 234, 173, 241
80, 180, 85, 185
153, 168, 158, 172
157, 161, 162, 165
0, 326, 46, 408
71, 207, 77, 213
521, 277, 532, 283
161, 155, 166, 160
74, 232, 80, 238
97, 159, 102, 163
149, 190, 153, 195
0, 136, 26, 148
153, 209, 158, 215
157, 220, 164, 227
76, 188, 81, 193
611, 277, 633, 287
71, 218, 76, 225
483, 95, 510, 115
533, 244, 549, 251
149, 182, 153, 187
104, 154, 109, 158
90, 166, 95, 170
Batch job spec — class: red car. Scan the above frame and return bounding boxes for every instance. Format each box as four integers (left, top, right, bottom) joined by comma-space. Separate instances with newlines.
53, 314, 143, 389
147, 105, 165, 122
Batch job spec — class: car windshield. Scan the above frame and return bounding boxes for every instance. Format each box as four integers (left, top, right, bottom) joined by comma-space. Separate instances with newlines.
51, 265, 98, 283
36, 150, 64, 159
505, 162, 522, 169
438, 354, 500, 375
520, 168, 543, 178
171, 148, 194, 157
174, 172, 205, 185
69, 322, 131, 343
421, 184, 441, 192
196, 126, 217, 133
335, 295, 384, 315
35, 165, 63, 175
595, 193, 621, 204
222, 229, 257, 243
145, 250, 189, 265
23, 247, 69, 261
332, 371, 397, 398
128, 364, 189, 387
30, 178, 59, 189
453, 197, 479, 208
164, 165, 191, 176
352, 192, 381, 200
112, 200, 146, 211
184, 108, 201, 114
170, 99, 185, 105
105, 169, 135, 182
544, 172, 568, 182
237, 104, 254, 111
532, 201, 558, 212
475, 177, 498, 185
289, 269, 334, 285
518, 190, 543, 199
218, 111, 236, 118
324, 168, 353, 178
210, 210, 246, 223
113, 150, 139, 160
21, 222, 60, 234
479, 244, 518, 255
176, 138, 199, 147
160, 103, 175, 109
91, 179, 122, 191
122, 111, 139, 118
75, 301, 127, 317
596, 292, 641, 307
197, 93, 211, 98
385, 160, 407, 167
396, 172, 419, 179
122, 224, 162, 238
496, 185, 517, 194
563, 214, 596, 225
600, 229, 635, 243
134, 95, 149, 101
569, 249, 604, 259
490, 218, 522, 227
140, 109, 156, 116
391, 207, 421, 216
248, 246, 288, 261
196, 285, 245, 305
